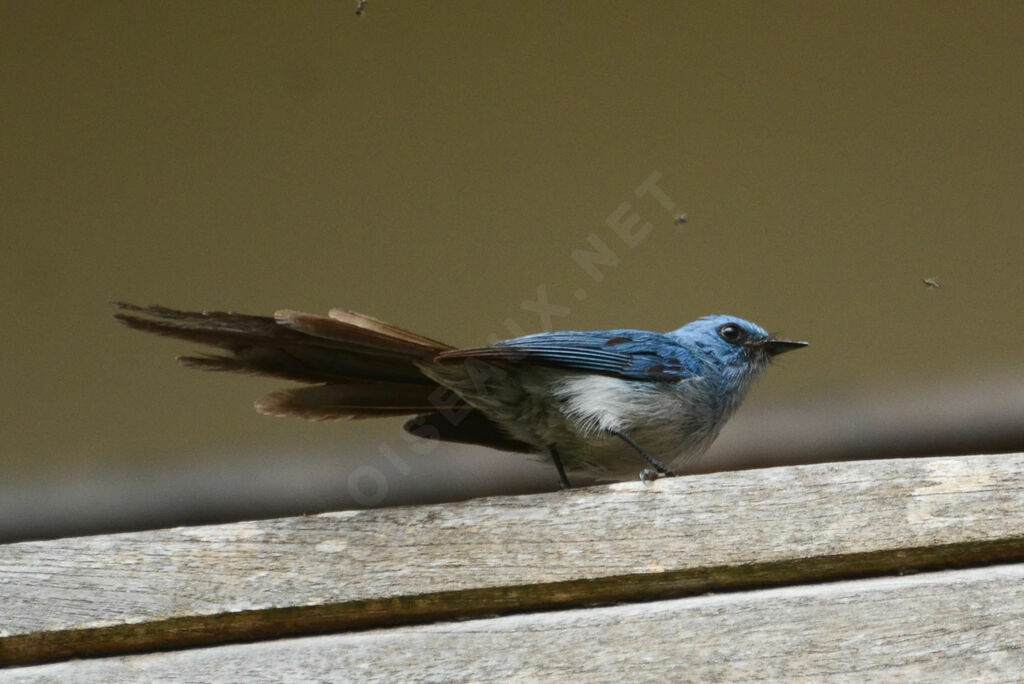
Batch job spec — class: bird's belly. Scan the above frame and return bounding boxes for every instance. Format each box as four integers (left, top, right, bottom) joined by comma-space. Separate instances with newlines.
544, 373, 723, 478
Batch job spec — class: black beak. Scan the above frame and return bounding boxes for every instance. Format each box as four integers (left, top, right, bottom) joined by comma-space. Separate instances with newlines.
759, 338, 809, 357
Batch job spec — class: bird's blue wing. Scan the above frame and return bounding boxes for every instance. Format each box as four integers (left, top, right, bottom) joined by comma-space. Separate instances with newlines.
435, 330, 701, 382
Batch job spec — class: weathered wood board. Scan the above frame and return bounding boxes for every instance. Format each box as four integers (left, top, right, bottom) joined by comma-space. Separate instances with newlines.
2, 453, 1023, 668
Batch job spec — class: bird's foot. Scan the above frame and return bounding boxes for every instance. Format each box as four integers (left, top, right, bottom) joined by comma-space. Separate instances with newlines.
640, 468, 661, 484
639, 467, 677, 484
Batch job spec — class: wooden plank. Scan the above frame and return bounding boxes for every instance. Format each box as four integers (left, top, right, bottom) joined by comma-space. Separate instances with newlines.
4, 564, 1022, 682
1, 453, 1023, 667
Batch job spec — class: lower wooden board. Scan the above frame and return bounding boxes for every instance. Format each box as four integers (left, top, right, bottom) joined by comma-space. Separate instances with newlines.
4, 564, 1022, 682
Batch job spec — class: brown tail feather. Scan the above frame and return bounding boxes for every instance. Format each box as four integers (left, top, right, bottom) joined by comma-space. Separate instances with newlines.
275, 309, 451, 357
328, 308, 452, 350
255, 382, 443, 420
114, 303, 448, 386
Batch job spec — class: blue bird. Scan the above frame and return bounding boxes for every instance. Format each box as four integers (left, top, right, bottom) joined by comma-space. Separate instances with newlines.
115, 304, 807, 488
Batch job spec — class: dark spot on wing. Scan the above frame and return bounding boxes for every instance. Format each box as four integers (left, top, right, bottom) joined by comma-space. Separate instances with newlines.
645, 364, 681, 382
604, 336, 632, 347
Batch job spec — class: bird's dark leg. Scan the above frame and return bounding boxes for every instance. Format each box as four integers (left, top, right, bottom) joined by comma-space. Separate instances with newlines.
547, 445, 572, 490
608, 430, 676, 480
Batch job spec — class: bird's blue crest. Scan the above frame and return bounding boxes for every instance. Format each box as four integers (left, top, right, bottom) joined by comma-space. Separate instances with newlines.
668, 314, 769, 340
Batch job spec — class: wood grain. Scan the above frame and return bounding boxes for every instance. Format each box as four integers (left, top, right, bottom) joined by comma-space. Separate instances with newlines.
2, 452, 1022, 667
5, 564, 1022, 682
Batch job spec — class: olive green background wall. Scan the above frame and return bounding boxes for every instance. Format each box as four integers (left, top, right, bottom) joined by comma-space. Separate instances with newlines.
3, 1, 1022, 539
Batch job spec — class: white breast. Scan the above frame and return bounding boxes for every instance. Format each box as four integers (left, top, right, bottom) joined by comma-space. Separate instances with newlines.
552, 374, 704, 434
549, 372, 741, 474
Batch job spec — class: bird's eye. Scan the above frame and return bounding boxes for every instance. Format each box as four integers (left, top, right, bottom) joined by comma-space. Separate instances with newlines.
718, 323, 747, 344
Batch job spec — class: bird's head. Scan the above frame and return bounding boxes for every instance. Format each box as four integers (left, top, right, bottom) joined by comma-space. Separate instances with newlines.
670, 315, 808, 382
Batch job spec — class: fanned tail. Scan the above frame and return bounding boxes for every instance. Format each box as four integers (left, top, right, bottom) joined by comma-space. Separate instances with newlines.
115, 303, 533, 453
114, 302, 452, 418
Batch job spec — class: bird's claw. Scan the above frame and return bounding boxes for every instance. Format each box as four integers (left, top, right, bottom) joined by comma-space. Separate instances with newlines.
640, 468, 661, 484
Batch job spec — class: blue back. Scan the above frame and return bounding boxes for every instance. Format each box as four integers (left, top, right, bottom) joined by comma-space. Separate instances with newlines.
489, 329, 703, 381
